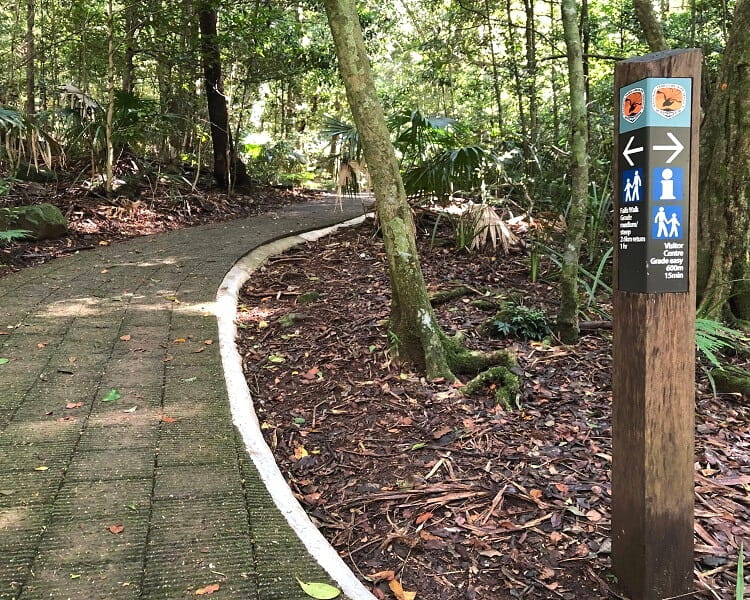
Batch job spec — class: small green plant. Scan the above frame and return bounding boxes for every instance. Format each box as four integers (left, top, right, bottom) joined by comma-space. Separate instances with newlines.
695, 318, 749, 367
0, 229, 31, 243
489, 300, 551, 341
736, 542, 745, 600
695, 317, 750, 395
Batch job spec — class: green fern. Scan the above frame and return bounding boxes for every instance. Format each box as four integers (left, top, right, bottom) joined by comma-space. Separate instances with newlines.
0, 229, 31, 243
695, 318, 748, 368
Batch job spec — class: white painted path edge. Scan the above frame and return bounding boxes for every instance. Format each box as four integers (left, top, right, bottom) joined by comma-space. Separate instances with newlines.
216, 214, 377, 600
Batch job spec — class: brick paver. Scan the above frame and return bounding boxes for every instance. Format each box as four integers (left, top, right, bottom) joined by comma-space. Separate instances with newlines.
0, 197, 366, 599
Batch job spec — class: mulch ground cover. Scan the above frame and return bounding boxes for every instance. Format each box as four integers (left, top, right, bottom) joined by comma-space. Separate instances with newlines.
0, 174, 310, 277
236, 217, 750, 600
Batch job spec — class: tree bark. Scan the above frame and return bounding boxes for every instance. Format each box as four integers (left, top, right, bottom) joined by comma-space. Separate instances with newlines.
697, 0, 750, 324
198, 2, 245, 188
122, 1, 137, 93
556, 0, 590, 343
633, 0, 669, 53
105, 0, 115, 194
25, 0, 35, 116
321, 0, 456, 379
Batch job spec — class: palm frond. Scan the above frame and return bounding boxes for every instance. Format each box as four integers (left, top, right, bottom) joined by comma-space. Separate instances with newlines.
469, 204, 517, 253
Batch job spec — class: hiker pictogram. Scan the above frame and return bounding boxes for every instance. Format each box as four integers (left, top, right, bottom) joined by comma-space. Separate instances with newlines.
623, 168, 643, 203
652, 205, 683, 239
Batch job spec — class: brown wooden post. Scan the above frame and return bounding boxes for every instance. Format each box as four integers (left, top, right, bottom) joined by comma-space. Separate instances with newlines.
612, 49, 701, 600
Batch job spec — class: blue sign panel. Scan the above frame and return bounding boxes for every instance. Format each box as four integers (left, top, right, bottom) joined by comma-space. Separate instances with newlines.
619, 78, 693, 133
617, 76, 692, 293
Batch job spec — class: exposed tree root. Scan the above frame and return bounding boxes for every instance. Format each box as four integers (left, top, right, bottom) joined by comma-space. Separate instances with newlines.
429, 284, 479, 306
461, 365, 522, 410
435, 333, 521, 409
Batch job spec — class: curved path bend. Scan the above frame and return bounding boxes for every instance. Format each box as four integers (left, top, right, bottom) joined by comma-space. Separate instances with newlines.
0, 196, 372, 600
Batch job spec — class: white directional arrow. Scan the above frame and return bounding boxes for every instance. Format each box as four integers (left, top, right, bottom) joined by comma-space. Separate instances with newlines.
622, 135, 644, 167
652, 132, 684, 164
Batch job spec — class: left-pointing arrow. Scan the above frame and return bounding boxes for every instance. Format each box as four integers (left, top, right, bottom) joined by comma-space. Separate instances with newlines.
652, 131, 684, 163
622, 135, 644, 167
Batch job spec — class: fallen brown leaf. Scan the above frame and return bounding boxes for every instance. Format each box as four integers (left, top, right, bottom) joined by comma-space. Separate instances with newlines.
120, 334, 131, 341
415, 511, 433, 525
195, 583, 220, 595
107, 524, 124, 534
388, 579, 416, 600
368, 570, 395, 583
160, 415, 178, 423
65, 402, 84, 409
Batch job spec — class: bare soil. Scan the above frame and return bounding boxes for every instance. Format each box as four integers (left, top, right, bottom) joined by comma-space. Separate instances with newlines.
236, 217, 749, 600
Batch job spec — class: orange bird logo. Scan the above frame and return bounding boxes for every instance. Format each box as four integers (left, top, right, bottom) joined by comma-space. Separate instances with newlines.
622, 88, 644, 123
652, 84, 686, 118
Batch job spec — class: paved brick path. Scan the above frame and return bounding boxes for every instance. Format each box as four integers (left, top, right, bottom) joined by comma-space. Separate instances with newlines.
0, 197, 366, 599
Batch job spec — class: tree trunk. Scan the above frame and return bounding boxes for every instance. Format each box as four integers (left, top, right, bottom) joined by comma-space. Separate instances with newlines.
697, 0, 750, 325
633, 0, 669, 52
523, 0, 538, 138
198, 2, 245, 189
122, 1, 137, 93
321, 0, 456, 379
25, 0, 35, 116
556, 0, 590, 344
105, 0, 115, 194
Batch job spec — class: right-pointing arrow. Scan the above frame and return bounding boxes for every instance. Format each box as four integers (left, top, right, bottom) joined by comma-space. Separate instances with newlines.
622, 135, 644, 167
652, 132, 684, 163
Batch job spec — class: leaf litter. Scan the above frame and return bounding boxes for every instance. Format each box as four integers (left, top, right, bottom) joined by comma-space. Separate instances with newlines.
237, 221, 749, 600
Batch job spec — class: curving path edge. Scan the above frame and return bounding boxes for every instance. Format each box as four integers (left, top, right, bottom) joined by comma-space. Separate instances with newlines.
0, 195, 372, 600
216, 215, 375, 600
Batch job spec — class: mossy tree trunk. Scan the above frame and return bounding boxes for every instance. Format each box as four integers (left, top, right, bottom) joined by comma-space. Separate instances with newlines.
632, 0, 668, 53
322, 0, 458, 380
556, 0, 590, 344
697, 0, 750, 326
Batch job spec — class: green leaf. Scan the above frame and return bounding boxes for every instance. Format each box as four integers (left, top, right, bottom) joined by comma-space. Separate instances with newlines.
0, 358, 9, 365
295, 578, 340, 599
293, 416, 306, 425
737, 543, 744, 600
411, 442, 427, 451
101, 389, 121, 402
268, 353, 286, 363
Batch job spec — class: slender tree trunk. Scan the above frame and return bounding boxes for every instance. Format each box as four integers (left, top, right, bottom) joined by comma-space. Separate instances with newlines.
122, 2, 137, 93
697, 0, 750, 324
23, 0, 36, 162
633, 0, 669, 52
105, 0, 115, 193
504, 0, 528, 148
483, 0, 504, 132
557, 0, 590, 343
198, 1, 245, 188
322, 0, 455, 379
25, 0, 35, 116
523, 0, 538, 139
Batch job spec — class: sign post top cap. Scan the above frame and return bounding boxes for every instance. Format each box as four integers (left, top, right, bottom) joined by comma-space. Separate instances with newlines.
618, 48, 702, 65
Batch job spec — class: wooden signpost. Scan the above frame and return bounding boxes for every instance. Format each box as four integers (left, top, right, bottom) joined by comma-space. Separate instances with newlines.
612, 49, 701, 600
